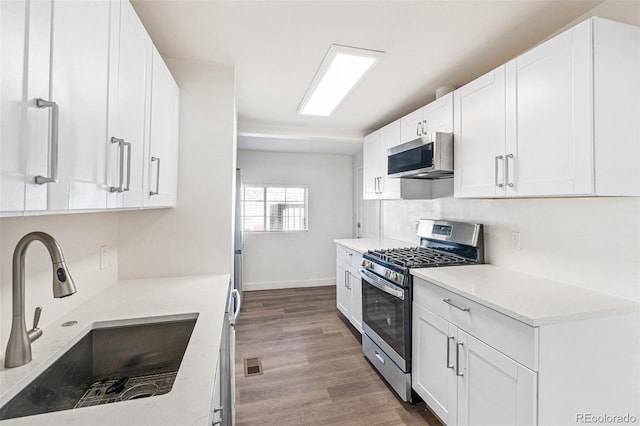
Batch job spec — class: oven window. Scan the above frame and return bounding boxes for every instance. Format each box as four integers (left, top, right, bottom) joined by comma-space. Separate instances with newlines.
388, 143, 433, 175
362, 281, 407, 360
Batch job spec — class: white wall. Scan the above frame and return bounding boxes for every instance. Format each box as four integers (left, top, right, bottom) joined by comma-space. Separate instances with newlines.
117, 59, 237, 280
0, 213, 119, 346
382, 1, 640, 302
237, 150, 353, 290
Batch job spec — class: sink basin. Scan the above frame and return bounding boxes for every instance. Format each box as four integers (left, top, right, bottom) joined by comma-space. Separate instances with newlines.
0, 316, 197, 420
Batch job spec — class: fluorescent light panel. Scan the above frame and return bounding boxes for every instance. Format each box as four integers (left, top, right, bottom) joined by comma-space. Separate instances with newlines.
298, 44, 383, 116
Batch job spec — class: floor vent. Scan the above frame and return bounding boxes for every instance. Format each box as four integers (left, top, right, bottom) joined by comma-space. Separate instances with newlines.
244, 357, 263, 377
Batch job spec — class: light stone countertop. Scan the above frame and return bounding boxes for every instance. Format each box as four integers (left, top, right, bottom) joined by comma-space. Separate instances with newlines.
334, 237, 416, 254
412, 265, 639, 327
0, 274, 230, 425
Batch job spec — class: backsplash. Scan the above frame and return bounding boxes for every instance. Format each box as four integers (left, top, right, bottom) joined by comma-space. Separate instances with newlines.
0, 213, 119, 347
383, 192, 640, 301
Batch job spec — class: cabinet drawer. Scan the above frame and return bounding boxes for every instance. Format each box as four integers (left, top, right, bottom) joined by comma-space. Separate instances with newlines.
336, 245, 363, 269
414, 277, 538, 371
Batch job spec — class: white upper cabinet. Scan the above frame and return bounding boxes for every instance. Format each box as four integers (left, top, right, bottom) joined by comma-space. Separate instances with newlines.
0, 0, 180, 216
107, 0, 153, 209
454, 17, 640, 198
505, 20, 593, 197
48, 0, 112, 211
425, 93, 454, 134
378, 120, 402, 200
1, 0, 111, 214
453, 66, 507, 198
0, 0, 50, 214
144, 47, 180, 208
400, 107, 425, 144
363, 128, 383, 200
400, 93, 454, 144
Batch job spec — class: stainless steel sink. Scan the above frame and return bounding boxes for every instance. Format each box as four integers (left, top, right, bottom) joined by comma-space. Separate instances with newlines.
0, 317, 197, 420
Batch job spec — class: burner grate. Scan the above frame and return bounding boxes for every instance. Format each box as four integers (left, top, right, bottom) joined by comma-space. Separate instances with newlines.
368, 247, 469, 268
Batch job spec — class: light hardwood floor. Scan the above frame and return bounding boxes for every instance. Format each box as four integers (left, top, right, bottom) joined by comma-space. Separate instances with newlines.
234, 285, 443, 426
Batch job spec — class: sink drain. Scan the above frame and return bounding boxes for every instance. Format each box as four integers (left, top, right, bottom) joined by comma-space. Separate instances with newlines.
121, 383, 159, 401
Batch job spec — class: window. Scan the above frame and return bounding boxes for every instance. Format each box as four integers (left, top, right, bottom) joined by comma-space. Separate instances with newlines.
242, 185, 308, 232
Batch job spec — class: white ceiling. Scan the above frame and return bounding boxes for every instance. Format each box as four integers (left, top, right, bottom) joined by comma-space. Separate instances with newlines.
132, 0, 602, 154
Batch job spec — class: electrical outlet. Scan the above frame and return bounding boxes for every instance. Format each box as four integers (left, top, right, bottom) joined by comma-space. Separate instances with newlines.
510, 231, 521, 251
100, 245, 108, 269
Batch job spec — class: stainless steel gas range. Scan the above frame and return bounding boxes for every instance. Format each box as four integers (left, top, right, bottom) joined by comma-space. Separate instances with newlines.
360, 219, 484, 402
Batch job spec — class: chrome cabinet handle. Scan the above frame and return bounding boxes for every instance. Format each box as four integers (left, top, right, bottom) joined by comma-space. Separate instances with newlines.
443, 298, 470, 312
416, 122, 422, 136
456, 342, 464, 376
377, 176, 383, 194
494, 155, 504, 188
110, 137, 126, 192
446, 335, 454, 369
230, 288, 242, 326
506, 153, 514, 187
123, 141, 132, 192
149, 156, 161, 196
422, 119, 428, 135
35, 99, 59, 184
374, 350, 385, 364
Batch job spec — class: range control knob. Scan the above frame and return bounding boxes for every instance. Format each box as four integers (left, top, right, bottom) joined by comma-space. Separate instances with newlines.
391, 272, 399, 281
384, 270, 391, 279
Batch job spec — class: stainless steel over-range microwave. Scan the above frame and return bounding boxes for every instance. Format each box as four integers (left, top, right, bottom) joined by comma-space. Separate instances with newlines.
387, 132, 453, 179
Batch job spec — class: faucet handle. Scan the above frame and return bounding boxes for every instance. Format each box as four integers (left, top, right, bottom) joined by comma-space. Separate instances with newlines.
32, 306, 42, 330
28, 307, 43, 343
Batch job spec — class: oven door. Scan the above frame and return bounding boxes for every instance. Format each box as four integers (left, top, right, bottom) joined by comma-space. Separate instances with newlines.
360, 269, 411, 371
387, 139, 434, 178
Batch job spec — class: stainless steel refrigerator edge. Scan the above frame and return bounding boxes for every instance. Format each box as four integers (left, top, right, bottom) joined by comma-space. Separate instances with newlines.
217, 282, 241, 426
234, 168, 243, 296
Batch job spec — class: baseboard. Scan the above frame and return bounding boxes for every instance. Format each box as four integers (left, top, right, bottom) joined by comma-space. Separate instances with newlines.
243, 277, 335, 291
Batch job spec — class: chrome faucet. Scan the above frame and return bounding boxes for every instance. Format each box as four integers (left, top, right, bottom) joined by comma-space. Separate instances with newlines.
4, 232, 77, 368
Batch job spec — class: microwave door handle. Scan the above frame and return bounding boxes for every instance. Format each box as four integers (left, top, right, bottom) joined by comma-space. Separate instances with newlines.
360, 269, 404, 300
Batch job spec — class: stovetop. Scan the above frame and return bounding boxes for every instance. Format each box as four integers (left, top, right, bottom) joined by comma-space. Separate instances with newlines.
361, 246, 477, 288
365, 246, 472, 269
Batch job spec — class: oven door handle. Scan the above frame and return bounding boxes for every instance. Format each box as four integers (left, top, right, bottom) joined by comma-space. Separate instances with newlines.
360, 269, 405, 300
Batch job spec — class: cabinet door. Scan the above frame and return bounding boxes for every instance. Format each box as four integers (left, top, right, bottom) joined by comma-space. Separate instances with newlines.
48, 0, 111, 210
348, 270, 362, 333
400, 106, 424, 144
145, 47, 179, 207
362, 129, 381, 200
107, 0, 152, 209
506, 20, 593, 196
379, 119, 401, 200
424, 92, 453, 134
1, 0, 29, 214
336, 261, 351, 317
457, 331, 537, 426
412, 303, 457, 425
454, 66, 507, 198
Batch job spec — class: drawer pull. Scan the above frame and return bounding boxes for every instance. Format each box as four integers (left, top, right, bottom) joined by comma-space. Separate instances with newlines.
374, 350, 385, 364
443, 298, 470, 312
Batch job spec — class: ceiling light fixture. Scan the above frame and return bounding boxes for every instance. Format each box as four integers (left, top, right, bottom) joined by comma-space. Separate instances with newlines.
298, 44, 384, 117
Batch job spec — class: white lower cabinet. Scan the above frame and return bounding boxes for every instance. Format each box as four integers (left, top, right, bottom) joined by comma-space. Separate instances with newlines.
413, 276, 638, 425
336, 259, 352, 318
413, 303, 536, 426
336, 244, 363, 333
456, 331, 537, 426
